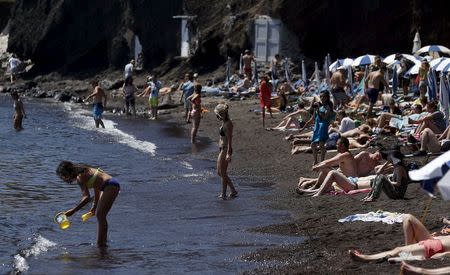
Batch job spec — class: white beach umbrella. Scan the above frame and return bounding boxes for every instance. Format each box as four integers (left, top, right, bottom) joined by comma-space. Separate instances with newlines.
412, 31, 421, 54
416, 45, 450, 55
352, 54, 376, 67
301, 60, 307, 83
383, 54, 422, 65
314, 62, 320, 84
409, 151, 450, 181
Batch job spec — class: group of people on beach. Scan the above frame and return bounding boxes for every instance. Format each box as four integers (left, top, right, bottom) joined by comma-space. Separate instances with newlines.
257, 51, 450, 272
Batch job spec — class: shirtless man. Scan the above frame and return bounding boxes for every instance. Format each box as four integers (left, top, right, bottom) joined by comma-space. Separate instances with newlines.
365, 64, 392, 117
330, 67, 349, 107
353, 150, 384, 176
230, 75, 252, 94
296, 137, 357, 194
85, 80, 107, 128
297, 146, 383, 193
270, 54, 281, 80
242, 50, 254, 79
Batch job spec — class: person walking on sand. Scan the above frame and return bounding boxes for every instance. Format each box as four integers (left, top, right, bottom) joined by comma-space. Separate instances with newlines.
11, 91, 26, 131
85, 80, 107, 128
365, 64, 391, 118
179, 73, 195, 123
188, 84, 202, 143
122, 77, 137, 117
242, 49, 254, 79
259, 74, 273, 128
215, 103, 238, 200
57, 161, 120, 247
8, 54, 21, 84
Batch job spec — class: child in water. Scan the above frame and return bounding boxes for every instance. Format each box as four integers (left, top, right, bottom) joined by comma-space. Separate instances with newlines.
57, 161, 120, 247
11, 91, 26, 131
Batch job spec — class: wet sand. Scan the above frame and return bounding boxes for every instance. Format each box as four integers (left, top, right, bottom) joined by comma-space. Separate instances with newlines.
167, 96, 450, 274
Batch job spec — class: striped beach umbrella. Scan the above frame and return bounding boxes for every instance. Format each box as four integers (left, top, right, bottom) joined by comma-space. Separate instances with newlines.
352, 54, 376, 67
440, 72, 449, 126
416, 45, 450, 55
435, 59, 450, 72
430, 57, 448, 69
383, 54, 422, 65
427, 68, 437, 100
329, 58, 353, 72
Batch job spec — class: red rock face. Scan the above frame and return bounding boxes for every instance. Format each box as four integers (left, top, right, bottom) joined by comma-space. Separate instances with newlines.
5, 0, 450, 74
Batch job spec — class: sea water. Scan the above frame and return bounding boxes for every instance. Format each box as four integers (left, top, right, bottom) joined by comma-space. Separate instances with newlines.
0, 95, 298, 274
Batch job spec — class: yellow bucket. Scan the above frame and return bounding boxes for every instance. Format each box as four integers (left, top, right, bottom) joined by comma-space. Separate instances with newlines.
54, 212, 70, 230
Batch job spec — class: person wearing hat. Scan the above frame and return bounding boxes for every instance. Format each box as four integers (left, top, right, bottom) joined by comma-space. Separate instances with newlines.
361, 150, 409, 202
214, 103, 238, 199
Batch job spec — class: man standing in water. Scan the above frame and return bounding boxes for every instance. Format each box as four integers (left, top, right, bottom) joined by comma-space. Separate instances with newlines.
85, 80, 107, 128
11, 91, 26, 131
179, 73, 195, 123
242, 50, 254, 79
365, 64, 391, 117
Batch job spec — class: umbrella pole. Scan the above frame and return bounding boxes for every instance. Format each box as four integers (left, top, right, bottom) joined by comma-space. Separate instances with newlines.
420, 196, 433, 223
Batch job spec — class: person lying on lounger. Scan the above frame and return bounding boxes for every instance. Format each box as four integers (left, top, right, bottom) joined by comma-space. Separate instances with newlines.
349, 214, 450, 263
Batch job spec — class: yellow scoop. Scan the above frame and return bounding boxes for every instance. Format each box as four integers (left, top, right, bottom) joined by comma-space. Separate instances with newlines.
54, 212, 70, 230
81, 212, 94, 222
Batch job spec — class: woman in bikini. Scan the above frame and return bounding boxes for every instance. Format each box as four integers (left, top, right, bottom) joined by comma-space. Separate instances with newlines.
57, 161, 120, 247
188, 84, 202, 143
215, 103, 238, 200
350, 214, 450, 263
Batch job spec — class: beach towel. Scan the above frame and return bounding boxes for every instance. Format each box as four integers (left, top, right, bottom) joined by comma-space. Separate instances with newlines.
338, 210, 405, 224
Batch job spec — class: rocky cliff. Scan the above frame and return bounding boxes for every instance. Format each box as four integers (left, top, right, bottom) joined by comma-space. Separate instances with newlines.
5, 0, 450, 75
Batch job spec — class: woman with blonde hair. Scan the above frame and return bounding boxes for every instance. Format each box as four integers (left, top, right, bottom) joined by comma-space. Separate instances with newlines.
214, 103, 238, 199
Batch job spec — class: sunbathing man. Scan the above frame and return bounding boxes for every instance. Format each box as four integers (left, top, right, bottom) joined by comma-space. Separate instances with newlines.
291, 134, 370, 155
296, 137, 357, 194
329, 110, 355, 134
350, 214, 450, 263
412, 124, 450, 156
365, 64, 391, 118
270, 102, 310, 131
410, 101, 446, 135
376, 99, 403, 128
297, 147, 383, 192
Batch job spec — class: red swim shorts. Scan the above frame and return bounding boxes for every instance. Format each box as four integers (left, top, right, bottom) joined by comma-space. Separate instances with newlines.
419, 239, 445, 258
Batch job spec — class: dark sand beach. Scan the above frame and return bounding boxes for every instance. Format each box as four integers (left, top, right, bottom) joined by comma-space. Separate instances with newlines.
166, 95, 450, 274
